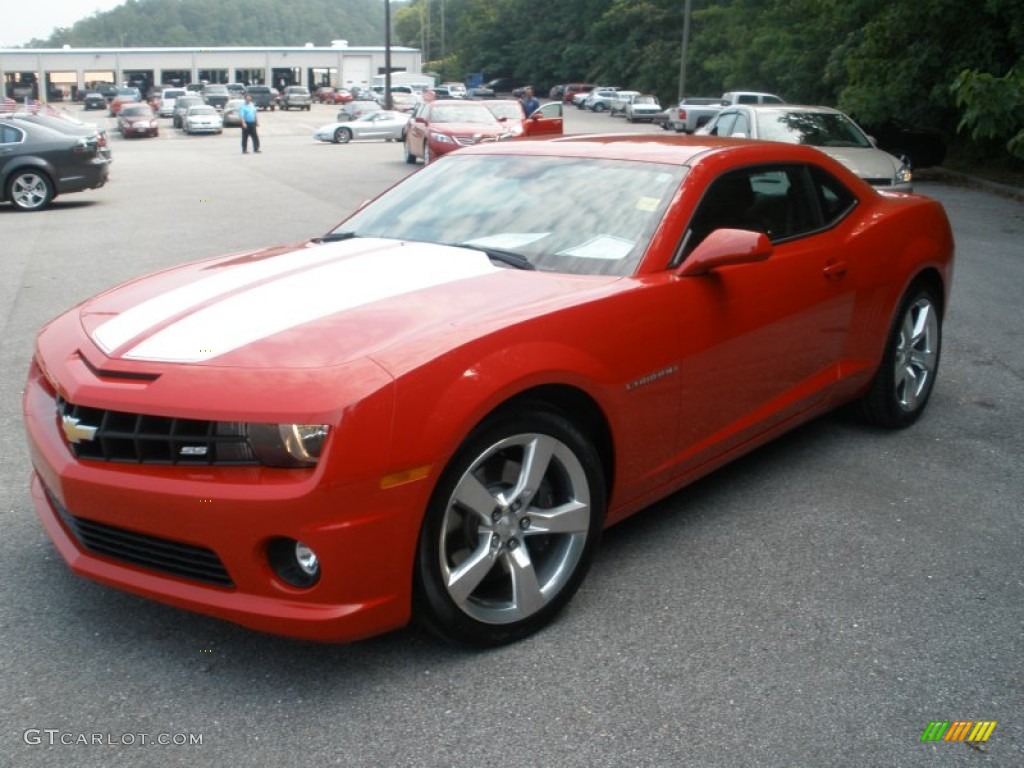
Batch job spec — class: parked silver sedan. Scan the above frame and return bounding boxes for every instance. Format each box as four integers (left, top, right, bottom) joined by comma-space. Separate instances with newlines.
312, 110, 409, 144
698, 104, 913, 191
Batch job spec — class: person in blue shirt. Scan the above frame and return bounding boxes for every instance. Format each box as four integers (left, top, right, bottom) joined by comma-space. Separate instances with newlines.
521, 87, 540, 117
239, 93, 260, 154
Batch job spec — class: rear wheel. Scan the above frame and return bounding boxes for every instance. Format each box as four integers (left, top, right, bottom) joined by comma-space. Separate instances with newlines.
414, 407, 605, 646
858, 282, 942, 428
7, 170, 54, 211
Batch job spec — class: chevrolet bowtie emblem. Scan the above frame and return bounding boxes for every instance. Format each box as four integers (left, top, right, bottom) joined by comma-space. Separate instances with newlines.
61, 414, 98, 444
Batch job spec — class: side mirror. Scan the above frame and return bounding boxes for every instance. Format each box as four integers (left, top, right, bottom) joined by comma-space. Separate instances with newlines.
678, 229, 773, 277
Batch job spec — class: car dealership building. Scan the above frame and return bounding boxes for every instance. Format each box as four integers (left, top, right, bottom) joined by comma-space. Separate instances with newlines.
0, 44, 423, 101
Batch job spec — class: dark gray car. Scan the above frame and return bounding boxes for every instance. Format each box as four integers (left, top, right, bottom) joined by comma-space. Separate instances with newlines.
245, 85, 278, 111
0, 118, 110, 211
202, 84, 231, 110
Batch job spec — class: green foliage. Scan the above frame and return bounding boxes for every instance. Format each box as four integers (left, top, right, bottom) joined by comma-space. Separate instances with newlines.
951, 68, 1024, 159
25, 0, 386, 48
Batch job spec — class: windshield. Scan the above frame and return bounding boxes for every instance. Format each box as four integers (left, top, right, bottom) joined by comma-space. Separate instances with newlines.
429, 105, 499, 124
487, 103, 523, 120
329, 154, 686, 277
756, 110, 872, 148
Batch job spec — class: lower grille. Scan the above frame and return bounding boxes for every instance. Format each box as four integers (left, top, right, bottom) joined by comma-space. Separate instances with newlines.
49, 490, 234, 588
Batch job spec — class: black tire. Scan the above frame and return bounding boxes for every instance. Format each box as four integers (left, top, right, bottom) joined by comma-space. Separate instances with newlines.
333, 127, 352, 144
404, 140, 417, 164
414, 406, 606, 646
6, 169, 54, 211
858, 282, 942, 428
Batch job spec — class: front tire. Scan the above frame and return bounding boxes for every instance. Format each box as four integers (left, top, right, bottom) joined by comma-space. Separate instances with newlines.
414, 407, 605, 646
858, 282, 942, 428
7, 170, 54, 211
334, 127, 351, 144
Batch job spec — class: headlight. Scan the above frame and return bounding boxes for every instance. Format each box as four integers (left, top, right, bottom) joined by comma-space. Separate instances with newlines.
247, 423, 330, 467
896, 165, 913, 185
430, 132, 455, 144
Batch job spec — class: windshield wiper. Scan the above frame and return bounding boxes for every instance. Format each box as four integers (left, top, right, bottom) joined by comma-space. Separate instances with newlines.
312, 231, 358, 243
454, 243, 535, 270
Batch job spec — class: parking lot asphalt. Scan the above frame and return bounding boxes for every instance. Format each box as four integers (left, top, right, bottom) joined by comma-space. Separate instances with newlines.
1, 102, 1022, 767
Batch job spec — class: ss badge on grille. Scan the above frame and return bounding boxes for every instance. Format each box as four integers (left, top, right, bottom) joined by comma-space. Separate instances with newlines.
61, 415, 98, 444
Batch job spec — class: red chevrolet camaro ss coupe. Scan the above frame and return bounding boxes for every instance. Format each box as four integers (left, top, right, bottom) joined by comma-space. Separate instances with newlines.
23, 135, 954, 646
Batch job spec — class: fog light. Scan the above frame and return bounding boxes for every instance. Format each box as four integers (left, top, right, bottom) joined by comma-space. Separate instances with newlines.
268, 537, 321, 587
294, 541, 319, 576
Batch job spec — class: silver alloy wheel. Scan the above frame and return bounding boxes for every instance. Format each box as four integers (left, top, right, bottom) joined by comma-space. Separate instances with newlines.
438, 432, 592, 625
893, 296, 939, 412
10, 172, 51, 210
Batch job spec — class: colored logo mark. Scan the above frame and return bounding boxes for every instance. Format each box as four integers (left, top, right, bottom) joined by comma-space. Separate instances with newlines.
920, 721, 997, 742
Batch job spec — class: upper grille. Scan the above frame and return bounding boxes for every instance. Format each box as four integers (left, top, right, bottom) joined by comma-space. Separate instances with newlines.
57, 396, 257, 465
49, 490, 234, 587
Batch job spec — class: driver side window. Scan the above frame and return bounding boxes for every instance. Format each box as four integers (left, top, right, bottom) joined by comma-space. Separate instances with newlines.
681, 165, 837, 260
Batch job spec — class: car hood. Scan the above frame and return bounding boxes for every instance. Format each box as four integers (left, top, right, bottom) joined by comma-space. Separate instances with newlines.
816, 146, 900, 181
78, 238, 617, 371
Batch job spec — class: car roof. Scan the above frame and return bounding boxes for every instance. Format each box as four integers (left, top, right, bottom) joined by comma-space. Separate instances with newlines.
722, 104, 841, 114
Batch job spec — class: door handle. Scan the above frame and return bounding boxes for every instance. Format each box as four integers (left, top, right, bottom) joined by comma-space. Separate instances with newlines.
823, 259, 848, 279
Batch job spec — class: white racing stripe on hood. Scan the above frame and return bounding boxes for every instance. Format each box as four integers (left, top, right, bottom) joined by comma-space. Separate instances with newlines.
93, 242, 365, 354
100, 245, 498, 363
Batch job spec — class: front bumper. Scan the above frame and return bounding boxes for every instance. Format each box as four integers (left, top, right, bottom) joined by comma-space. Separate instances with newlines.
23, 360, 422, 643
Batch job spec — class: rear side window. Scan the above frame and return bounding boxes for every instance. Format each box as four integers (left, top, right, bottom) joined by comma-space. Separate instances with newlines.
809, 166, 857, 223
1, 124, 25, 143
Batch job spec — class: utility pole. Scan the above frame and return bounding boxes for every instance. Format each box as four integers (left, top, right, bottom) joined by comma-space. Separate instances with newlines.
384, 0, 392, 109
678, 0, 692, 102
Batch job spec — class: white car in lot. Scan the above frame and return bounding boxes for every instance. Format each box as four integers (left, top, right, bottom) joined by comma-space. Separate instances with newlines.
623, 95, 663, 123
158, 88, 186, 118
313, 110, 409, 144
182, 105, 224, 135
698, 104, 914, 191
606, 90, 641, 116
582, 88, 620, 112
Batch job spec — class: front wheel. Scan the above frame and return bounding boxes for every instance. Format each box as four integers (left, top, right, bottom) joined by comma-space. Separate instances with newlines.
333, 127, 351, 143
7, 170, 54, 211
414, 407, 605, 646
858, 282, 942, 428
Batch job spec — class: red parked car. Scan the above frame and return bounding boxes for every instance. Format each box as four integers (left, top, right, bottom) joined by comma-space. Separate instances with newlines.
107, 94, 138, 117
116, 103, 159, 138
315, 87, 353, 104
23, 136, 954, 646
403, 99, 508, 164
483, 99, 564, 137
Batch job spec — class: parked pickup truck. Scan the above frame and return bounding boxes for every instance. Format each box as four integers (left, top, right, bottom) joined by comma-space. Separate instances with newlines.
666, 91, 784, 133
665, 97, 725, 133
